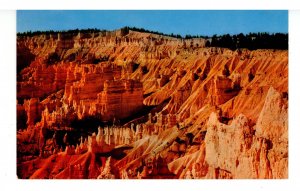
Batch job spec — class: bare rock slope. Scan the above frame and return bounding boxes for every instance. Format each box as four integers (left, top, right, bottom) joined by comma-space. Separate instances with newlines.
17, 29, 288, 179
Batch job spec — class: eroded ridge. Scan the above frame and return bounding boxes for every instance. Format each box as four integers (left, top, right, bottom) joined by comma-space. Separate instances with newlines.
17, 29, 288, 179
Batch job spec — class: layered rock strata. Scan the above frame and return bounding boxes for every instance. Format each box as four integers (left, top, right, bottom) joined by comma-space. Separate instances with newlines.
17, 29, 288, 179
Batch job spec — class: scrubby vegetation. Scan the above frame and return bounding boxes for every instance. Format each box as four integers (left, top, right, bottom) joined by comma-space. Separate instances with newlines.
17, 27, 288, 50
208, 33, 288, 50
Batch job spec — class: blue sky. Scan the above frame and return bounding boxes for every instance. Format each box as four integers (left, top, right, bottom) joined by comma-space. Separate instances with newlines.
17, 10, 288, 36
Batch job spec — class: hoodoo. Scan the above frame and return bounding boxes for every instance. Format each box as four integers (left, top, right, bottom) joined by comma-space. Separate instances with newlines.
17, 28, 288, 179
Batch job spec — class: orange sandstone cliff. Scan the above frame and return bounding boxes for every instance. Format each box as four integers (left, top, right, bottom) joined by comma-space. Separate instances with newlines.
17, 29, 288, 179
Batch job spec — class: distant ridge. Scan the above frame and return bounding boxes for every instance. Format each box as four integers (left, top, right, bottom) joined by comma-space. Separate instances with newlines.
17, 27, 288, 50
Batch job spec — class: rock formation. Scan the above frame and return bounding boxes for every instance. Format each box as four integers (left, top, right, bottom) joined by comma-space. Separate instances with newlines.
17, 29, 288, 179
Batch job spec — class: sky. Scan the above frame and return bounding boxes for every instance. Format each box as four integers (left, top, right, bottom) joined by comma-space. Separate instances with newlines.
17, 10, 288, 36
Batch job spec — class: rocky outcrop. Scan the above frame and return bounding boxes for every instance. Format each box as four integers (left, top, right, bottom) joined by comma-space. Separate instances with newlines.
204, 112, 254, 178
254, 87, 288, 178
23, 98, 43, 126
204, 87, 288, 178
17, 29, 288, 179
97, 157, 116, 179
97, 79, 143, 121
19, 63, 143, 130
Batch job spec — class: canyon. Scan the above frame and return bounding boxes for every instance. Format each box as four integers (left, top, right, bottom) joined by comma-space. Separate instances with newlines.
17, 28, 288, 179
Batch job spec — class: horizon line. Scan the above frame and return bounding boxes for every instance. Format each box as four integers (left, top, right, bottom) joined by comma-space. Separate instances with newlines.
16, 26, 289, 38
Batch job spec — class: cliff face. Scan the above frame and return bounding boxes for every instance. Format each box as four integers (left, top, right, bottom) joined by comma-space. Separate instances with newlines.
17, 29, 288, 179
